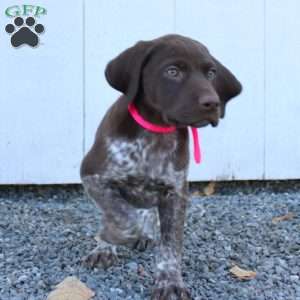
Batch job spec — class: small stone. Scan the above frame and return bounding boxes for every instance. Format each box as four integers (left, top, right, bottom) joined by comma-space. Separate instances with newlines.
126, 261, 138, 271
17, 275, 28, 284
290, 275, 299, 282
224, 245, 231, 252
275, 265, 284, 274
290, 267, 300, 275
37, 279, 46, 288
10, 296, 25, 300
6, 257, 14, 263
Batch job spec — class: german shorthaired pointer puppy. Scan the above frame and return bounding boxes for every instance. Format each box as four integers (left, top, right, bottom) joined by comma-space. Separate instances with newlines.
80, 34, 242, 299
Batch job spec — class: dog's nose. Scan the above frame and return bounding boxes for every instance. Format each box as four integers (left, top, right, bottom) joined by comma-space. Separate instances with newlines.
199, 96, 220, 111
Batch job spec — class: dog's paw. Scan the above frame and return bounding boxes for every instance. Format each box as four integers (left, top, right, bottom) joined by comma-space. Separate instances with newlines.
81, 245, 118, 269
151, 284, 192, 300
131, 236, 157, 251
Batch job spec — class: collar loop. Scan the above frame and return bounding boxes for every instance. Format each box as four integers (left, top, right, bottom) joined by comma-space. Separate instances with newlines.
128, 102, 176, 133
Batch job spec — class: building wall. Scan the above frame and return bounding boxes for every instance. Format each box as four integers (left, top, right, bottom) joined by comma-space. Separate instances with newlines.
0, 0, 299, 184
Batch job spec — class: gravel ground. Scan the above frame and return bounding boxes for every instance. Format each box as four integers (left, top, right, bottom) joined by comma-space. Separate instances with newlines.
0, 182, 299, 300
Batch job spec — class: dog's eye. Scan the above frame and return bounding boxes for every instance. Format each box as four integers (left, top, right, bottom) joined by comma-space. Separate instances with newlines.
207, 68, 217, 80
165, 66, 180, 77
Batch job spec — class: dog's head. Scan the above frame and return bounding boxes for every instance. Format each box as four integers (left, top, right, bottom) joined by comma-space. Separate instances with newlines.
105, 34, 242, 128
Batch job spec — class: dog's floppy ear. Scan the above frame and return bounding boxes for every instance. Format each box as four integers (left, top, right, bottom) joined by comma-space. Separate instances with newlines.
105, 41, 154, 101
211, 57, 242, 118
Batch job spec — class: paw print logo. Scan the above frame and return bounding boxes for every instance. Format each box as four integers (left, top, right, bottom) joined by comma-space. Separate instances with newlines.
5, 17, 44, 47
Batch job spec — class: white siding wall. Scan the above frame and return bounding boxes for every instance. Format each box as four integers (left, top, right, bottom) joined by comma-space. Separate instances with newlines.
0, 0, 83, 184
0, 0, 299, 184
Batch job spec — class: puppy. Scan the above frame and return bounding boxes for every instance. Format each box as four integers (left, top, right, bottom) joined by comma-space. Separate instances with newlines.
80, 34, 242, 300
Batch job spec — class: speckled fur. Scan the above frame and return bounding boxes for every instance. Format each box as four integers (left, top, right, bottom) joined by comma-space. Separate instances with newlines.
81, 129, 190, 295
105, 134, 186, 191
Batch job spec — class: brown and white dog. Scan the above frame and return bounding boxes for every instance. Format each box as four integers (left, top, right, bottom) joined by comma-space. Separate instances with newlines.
80, 34, 242, 300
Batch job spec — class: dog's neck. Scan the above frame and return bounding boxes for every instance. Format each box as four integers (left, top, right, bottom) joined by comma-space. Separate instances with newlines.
129, 98, 201, 164
134, 98, 173, 127
129, 102, 176, 134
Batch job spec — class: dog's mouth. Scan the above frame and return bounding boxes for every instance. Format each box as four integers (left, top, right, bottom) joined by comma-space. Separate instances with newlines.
169, 117, 219, 128
190, 119, 219, 128
166, 110, 220, 128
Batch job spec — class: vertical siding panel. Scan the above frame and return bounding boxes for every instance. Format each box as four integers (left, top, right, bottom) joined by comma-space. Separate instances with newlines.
176, 0, 265, 181
265, 0, 300, 179
0, 0, 83, 184
84, 0, 175, 154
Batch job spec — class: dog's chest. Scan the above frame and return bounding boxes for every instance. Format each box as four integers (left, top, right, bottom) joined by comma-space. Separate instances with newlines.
105, 135, 185, 187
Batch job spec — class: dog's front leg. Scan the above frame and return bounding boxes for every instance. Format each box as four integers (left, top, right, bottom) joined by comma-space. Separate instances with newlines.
152, 190, 191, 300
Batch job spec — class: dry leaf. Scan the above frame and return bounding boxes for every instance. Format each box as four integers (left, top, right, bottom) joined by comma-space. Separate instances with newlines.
203, 182, 216, 196
272, 212, 295, 224
229, 265, 256, 280
47, 276, 95, 300
191, 190, 203, 197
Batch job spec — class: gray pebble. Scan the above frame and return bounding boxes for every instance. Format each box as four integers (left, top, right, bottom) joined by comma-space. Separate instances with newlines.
126, 261, 138, 271
17, 275, 28, 284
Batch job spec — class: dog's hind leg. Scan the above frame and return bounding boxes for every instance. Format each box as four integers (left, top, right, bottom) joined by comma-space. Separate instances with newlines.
81, 175, 159, 268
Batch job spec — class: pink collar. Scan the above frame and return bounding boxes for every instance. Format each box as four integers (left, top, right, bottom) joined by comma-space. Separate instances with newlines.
128, 102, 201, 164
